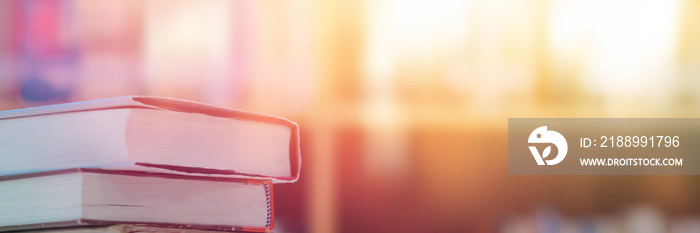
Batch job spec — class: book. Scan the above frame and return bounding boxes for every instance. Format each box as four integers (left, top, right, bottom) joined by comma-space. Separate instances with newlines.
14, 224, 254, 233
0, 169, 274, 232
0, 96, 300, 183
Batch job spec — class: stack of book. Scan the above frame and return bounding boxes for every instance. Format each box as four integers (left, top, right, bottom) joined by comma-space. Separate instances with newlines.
0, 96, 301, 233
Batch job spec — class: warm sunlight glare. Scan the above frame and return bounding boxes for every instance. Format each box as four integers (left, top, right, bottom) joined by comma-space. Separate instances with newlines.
549, 0, 680, 112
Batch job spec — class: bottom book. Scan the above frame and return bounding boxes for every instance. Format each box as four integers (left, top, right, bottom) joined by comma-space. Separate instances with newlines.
0, 169, 273, 232
10, 224, 263, 233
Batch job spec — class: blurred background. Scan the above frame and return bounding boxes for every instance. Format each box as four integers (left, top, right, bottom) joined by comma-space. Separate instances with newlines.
2, 0, 700, 232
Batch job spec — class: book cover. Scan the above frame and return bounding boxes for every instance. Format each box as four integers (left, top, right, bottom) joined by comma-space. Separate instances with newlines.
0, 96, 301, 183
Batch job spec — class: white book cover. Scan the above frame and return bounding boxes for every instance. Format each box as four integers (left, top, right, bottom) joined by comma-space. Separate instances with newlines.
0, 96, 301, 183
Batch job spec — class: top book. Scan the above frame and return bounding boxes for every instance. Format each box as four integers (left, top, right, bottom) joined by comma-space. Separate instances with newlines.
0, 96, 300, 183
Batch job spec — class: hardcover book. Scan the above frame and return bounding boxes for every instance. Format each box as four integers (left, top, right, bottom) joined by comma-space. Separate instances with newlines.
14, 224, 255, 233
0, 96, 300, 183
0, 169, 274, 232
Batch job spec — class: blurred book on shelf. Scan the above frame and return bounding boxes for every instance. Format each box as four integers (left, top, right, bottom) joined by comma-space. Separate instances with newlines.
499, 205, 700, 233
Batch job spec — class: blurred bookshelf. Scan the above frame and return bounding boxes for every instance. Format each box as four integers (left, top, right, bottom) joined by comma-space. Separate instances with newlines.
2, 0, 700, 233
